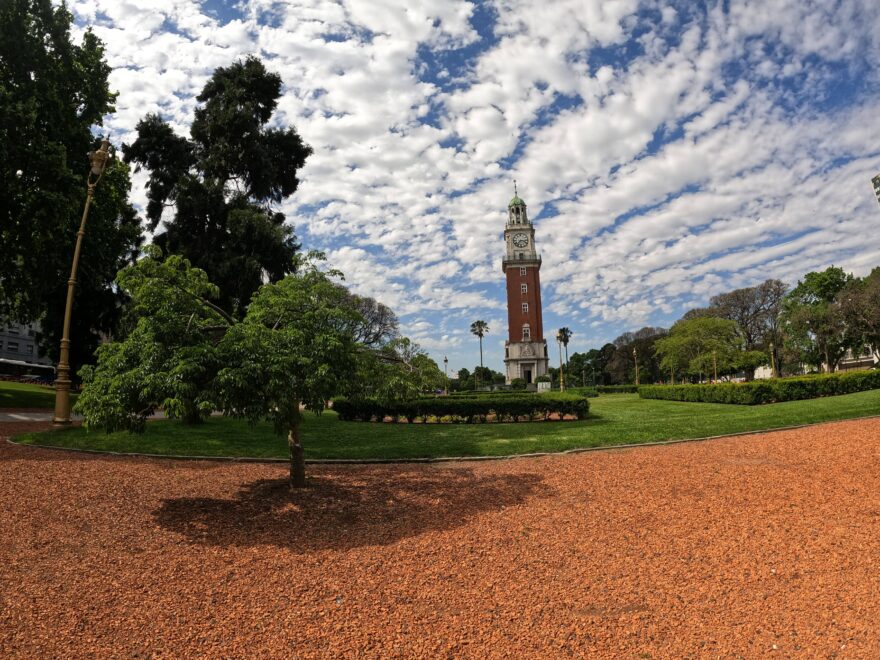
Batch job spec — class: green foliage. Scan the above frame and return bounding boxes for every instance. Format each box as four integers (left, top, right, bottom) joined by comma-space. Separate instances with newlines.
333, 392, 589, 423
564, 386, 599, 398
0, 0, 142, 370
597, 385, 639, 394
838, 268, 880, 361
510, 377, 527, 390
0, 381, 77, 409
348, 337, 445, 403
20, 389, 880, 461
781, 266, 854, 372
639, 370, 880, 405
124, 56, 311, 315
214, 258, 361, 436
535, 375, 551, 383
74, 248, 227, 431
654, 317, 749, 379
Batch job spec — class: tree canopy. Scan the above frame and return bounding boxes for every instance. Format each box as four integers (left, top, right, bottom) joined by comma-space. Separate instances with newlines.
0, 0, 142, 371
782, 266, 853, 372
124, 56, 311, 316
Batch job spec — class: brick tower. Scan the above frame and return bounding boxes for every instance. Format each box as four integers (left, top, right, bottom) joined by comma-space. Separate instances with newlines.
502, 184, 549, 385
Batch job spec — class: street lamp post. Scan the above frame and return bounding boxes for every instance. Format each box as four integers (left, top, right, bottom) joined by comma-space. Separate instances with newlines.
443, 356, 448, 395
633, 347, 640, 386
53, 138, 112, 426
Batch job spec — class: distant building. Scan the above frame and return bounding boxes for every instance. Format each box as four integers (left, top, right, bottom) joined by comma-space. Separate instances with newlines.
873, 174, 880, 206
837, 346, 879, 372
0, 321, 54, 375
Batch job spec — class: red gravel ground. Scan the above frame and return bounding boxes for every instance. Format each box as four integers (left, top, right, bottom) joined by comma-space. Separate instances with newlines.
2, 418, 880, 658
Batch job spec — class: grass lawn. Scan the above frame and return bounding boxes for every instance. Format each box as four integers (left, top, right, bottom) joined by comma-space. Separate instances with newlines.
0, 381, 75, 409
14, 390, 880, 460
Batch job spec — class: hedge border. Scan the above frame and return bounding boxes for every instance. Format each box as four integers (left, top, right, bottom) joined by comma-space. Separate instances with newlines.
639, 370, 880, 405
333, 392, 589, 423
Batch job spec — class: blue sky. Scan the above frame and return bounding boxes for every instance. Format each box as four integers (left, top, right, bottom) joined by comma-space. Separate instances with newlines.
70, 0, 880, 374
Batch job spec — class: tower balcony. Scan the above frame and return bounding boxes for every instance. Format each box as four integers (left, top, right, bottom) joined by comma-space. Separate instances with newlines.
502, 253, 542, 271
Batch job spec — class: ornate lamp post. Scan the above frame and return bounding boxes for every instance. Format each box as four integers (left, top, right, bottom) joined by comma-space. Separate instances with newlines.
53, 138, 112, 425
633, 347, 640, 386
443, 356, 449, 395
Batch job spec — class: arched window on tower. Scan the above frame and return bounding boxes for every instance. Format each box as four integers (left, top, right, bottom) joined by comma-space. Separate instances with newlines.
522, 324, 531, 340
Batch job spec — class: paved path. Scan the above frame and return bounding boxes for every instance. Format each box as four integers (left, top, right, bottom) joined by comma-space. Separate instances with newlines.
2, 417, 880, 657
0, 411, 59, 422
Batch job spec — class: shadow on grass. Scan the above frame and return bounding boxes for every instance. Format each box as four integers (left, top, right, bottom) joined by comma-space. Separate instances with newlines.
154, 466, 553, 552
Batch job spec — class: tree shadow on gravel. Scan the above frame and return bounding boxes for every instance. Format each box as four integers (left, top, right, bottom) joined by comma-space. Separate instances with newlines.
154, 466, 553, 552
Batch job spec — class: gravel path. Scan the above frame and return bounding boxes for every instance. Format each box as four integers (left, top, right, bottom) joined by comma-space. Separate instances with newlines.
2, 418, 880, 658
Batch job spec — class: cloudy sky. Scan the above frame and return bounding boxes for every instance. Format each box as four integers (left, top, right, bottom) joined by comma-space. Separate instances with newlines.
70, 0, 880, 374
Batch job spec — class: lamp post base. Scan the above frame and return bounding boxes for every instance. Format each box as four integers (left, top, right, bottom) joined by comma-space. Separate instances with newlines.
53, 375, 72, 426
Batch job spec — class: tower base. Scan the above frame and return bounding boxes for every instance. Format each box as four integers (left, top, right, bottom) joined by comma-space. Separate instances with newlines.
504, 340, 549, 385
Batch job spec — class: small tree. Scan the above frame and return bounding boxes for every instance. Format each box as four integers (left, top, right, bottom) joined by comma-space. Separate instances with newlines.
214, 260, 361, 487
74, 247, 229, 431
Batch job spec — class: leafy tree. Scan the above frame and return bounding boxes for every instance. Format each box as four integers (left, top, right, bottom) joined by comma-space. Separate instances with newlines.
654, 317, 746, 381
75, 248, 229, 431
350, 337, 444, 402
604, 327, 666, 384
782, 266, 853, 372
340, 289, 399, 348
215, 259, 362, 487
124, 56, 311, 316
709, 279, 788, 378
510, 378, 527, 390
1, 0, 142, 371
838, 268, 880, 361
470, 320, 489, 385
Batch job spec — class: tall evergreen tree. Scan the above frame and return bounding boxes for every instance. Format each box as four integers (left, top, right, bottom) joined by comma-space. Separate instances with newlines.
0, 0, 142, 372
124, 56, 312, 316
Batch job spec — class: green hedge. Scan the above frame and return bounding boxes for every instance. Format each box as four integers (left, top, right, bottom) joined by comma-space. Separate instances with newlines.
564, 386, 599, 398
446, 389, 539, 397
597, 385, 639, 394
638, 370, 880, 405
333, 392, 589, 423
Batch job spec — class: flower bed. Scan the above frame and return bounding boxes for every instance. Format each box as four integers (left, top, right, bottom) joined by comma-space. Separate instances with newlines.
638, 370, 880, 405
332, 392, 589, 423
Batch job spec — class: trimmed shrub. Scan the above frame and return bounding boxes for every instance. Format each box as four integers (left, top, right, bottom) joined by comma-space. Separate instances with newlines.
564, 386, 599, 398
597, 385, 639, 394
638, 370, 880, 405
332, 392, 589, 423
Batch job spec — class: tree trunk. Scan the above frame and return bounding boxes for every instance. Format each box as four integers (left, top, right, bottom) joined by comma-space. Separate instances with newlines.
288, 417, 305, 488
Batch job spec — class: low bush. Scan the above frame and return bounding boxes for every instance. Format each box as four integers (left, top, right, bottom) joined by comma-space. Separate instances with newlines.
597, 385, 639, 394
332, 392, 589, 423
638, 370, 880, 405
563, 386, 599, 398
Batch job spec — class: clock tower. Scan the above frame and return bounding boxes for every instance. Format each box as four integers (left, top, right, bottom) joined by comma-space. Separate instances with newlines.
502, 184, 549, 385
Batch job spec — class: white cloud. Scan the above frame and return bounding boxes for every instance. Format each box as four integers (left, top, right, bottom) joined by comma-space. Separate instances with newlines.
69, 0, 880, 369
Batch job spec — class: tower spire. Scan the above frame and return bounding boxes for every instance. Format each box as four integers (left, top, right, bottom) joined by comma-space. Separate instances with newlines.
513, 179, 517, 196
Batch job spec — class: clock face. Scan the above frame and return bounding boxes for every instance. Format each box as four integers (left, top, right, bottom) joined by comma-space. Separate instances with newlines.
512, 233, 529, 248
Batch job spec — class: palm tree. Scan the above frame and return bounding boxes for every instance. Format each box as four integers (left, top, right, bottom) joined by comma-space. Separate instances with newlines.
557, 327, 572, 367
470, 320, 489, 388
